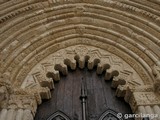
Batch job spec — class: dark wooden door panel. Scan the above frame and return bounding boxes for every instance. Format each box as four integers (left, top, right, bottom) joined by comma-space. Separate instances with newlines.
35, 68, 133, 120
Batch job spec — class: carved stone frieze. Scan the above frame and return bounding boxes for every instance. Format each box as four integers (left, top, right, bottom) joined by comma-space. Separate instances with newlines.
20, 45, 154, 114
0, 86, 9, 109
129, 91, 160, 112
6, 90, 35, 114
74, 5, 86, 16
13, 39, 152, 87
21, 45, 143, 92
123, 85, 160, 113
134, 92, 160, 105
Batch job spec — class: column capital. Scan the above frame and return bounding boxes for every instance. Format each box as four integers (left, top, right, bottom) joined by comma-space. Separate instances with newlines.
125, 85, 160, 112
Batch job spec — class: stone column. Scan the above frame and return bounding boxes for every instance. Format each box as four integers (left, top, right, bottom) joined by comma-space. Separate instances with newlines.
6, 109, 16, 120
23, 109, 33, 120
15, 109, 24, 120
129, 89, 160, 119
145, 106, 154, 114
138, 106, 146, 114
135, 106, 146, 120
145, 106, 157, 120
0, 109, 7, 120
153, 105, 160, 120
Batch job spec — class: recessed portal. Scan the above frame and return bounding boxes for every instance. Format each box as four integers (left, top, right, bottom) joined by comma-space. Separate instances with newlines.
35, 67, 133, 120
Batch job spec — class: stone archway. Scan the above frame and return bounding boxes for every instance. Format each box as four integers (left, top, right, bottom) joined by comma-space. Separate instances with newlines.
0, 45, 159, 120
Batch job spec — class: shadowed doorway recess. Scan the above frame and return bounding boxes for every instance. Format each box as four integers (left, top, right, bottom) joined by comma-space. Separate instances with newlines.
35, 67, 133, 120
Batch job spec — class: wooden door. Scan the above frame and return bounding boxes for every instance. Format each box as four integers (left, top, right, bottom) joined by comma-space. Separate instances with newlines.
35, 67, 133, 120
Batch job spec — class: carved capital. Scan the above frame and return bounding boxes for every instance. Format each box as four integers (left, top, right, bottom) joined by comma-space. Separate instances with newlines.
0, 73, 13, 108
0, 86, 9, 108
8, 90, 37, 115
124, 85, 160, 112
0, 72, 13, 93
26, 86, 51, 102
127, 90, 160, 112
152, 65, 160, 93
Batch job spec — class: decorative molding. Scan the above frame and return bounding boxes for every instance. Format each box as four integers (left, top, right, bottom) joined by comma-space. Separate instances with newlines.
0, 73, 13, 109
20, 45, 151, 113
11, 38, 153, 87
0, 45, 159, 120
124, 85, 160, 113
21, 45, 142, 90
0, 0, 160, 24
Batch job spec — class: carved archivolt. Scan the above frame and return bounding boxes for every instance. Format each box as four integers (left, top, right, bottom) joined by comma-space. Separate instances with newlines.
0, 0, 160, 87
20, 45, 159, 113
22, 45, 142, 90
0, 45, 160, 120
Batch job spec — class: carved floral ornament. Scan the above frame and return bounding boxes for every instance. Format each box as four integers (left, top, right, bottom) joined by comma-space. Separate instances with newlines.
0, 45, 160, 119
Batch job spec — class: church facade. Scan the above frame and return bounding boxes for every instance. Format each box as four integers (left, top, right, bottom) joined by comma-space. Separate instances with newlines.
0, 0, 160, 120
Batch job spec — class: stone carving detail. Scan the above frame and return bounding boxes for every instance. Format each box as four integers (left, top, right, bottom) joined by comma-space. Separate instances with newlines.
20, 45, 147, 113
11, 38, 152, 87
0, 73, 50, 118
8, 94, 37, 113
135, 92, 160, 105
7, 88, 41, 115
0, 45, 158, 119
0, 73, 13, 109
32, 71, 54, 89
75, 26, 86, 35
74, 5, 85, 16
22, 45, 142, 93
0, 0, 159, 24
152, 65, 160, 93
124, 85, 160, 112
0, 86, 9, 108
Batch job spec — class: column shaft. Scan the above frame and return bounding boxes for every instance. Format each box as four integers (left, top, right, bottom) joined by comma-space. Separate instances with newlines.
6, 109, 15, 120
15, 109, 24, 120
0, 109, 7, 120
153, 105, 160, 120
23, 109, 33, 120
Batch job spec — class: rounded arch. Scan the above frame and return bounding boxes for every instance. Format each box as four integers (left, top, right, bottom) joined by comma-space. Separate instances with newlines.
19, 45, 150, 113
0, 1, 159, 86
